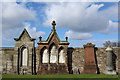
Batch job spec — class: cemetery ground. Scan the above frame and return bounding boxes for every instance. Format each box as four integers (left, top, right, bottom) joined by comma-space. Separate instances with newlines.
2, 74, 119, 78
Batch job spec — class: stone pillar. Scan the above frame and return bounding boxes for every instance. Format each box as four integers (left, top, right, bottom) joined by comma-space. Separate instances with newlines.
83, 43, 97, 74
64, 49, 68, 66
104, 46, 116, 74
48, 49, 50, 70
56, 49, 59, 65
64, 49, 68, 72
28, 47, 33, 74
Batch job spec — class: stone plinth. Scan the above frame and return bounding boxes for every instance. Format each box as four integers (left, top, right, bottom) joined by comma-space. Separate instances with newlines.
37, 63, 68, 75
83, 43, 97, 74
104, 46, 116, 74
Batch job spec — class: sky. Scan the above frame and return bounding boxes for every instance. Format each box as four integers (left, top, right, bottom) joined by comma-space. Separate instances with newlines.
1, 0, 119, 47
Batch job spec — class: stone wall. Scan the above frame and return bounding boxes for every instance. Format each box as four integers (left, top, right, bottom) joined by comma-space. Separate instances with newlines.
0, 47, 119, 74
118, 48, 120, 74
68, 47, 119, 74
67, 47, 84, 74
0, 49, 2, 74
0, 47, 15, 74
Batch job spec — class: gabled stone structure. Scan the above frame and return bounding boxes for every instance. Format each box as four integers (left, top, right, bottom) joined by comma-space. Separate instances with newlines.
37, 21, 69, 75
14, 29, 36, 74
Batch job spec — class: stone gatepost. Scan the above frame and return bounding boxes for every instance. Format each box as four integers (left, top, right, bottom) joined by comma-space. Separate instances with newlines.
104, 46, 116, 74
83, 43, 97, 74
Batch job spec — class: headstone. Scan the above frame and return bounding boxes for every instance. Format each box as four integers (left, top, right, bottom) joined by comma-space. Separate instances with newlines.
83, 43, 97, 74
104, 46, 116, 74
73, 67, 79, 74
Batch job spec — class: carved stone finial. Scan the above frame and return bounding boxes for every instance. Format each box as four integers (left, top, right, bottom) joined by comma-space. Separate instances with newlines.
52, 20, 56, 30
106, 45, 113, 51
66, 37, 68, 41
39, 36, 42, 41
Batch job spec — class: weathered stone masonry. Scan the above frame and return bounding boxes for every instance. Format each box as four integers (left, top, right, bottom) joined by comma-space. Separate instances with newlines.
0, 21, 119, 75
36, 21, 69, 75
68, 47, 119, 74
1, 47, 119, 74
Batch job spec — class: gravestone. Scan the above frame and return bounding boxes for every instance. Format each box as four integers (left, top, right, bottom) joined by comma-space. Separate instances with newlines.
104, 46, 116, 74
73, 67, 80, 74
83, 43, 97, 74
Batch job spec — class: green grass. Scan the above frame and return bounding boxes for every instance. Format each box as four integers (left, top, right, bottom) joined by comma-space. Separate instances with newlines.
0, 74, 1, 79
2, 74, 118, 78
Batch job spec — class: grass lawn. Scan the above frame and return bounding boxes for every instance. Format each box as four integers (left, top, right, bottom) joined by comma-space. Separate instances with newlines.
2, 74, 118, 78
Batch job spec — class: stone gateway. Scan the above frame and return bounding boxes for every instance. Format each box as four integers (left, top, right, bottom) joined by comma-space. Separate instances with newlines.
0, 21, 119, 75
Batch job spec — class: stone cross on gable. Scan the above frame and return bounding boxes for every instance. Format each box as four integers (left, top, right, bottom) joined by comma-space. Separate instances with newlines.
52, 20, 56, 30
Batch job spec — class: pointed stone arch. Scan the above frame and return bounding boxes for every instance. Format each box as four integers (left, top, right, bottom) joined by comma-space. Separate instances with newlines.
21, 47, 28, 66
49, 43, 58, 63
58, 47, 65, 63
40, 47, 49, 63
19, 45, 29, 67
49, 43, 57, 50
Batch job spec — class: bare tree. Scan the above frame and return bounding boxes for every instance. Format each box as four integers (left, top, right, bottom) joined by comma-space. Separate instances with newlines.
103, 41, 120, 47
103, 41, 111, 47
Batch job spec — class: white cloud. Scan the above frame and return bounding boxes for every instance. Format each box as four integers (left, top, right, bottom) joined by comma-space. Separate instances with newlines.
65, 30, 92, 40
3, 0, 119, 2
0, 2, 2, 47
2, 2, 37, 46
109, 20, 118, 28
44, 3, 117, 32
43, 2, 118, 40
107, 20, 118, 32
30, 0, 119, 2
24, 22, 46, 38
2, 27, 22, 46
1, 2, 118, 47
102, 20, 118, 33
2, 2, 36, 31
2, 22, 46, 47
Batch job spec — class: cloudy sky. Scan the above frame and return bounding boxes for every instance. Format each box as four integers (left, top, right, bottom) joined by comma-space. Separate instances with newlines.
1, 0, 119, 47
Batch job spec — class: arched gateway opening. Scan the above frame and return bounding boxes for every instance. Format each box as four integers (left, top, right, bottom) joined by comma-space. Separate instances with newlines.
42, 49, 49, 63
